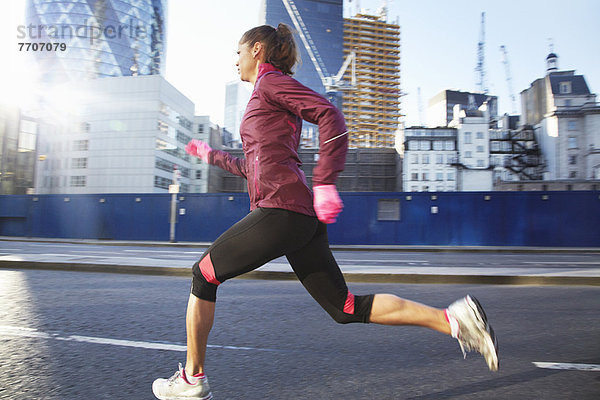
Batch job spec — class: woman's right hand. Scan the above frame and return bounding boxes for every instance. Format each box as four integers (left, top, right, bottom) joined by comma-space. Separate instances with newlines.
185, 139, 212, 162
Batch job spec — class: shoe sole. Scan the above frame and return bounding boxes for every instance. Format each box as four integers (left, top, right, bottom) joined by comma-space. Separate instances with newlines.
467, 295, 499, 371
154, 395, 212, 400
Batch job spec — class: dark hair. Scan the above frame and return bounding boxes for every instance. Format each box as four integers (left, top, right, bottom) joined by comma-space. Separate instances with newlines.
240, 23, 299, 75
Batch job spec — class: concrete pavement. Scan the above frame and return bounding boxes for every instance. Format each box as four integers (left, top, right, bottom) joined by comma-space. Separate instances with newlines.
1, 236, 599, 286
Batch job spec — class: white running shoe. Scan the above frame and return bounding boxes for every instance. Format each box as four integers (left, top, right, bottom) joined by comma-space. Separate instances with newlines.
152, 363, 213, 400
447, 295, 499, 371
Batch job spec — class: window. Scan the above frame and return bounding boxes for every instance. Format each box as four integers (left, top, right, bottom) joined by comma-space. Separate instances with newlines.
195, 170, 202, 179
491, 142, 500, 151
73, 140, 88, 151
422, 154, 430, 164
157, 120, 169, 133
447, 172, 455, 181
436, 154, 444, 164
154, 176, 173, 189
422, 172, 429, 181
477, 145, 484, 153
477, 160, 485, 167
436, 172, 444, 181
377, 199, 400, 221
72, 158, 87, 169
70, 176, 86, 187
156, 157, 175, 173
569, 171, 577, 179
176, 130, 191, 144
465, 151, 472, 158
568, 121, 577, 131
411, 154, 418, 164
408, 140, 419, 150
411, 172, 419, 181
420, 140, 431, 150
464, 132, 472, 144
559, 81, 572, 94
476, 132, 484, 139
411, 186, 418, 192
569, 155, 577, 165
568, 137, 577, 149
565, 99, 572, 107
197, 124, 205, 134
433, 141, 443, 150
444, 140, 455, 151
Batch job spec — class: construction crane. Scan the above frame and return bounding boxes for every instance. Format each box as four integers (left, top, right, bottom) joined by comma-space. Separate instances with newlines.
499, 45, 518, 114
281, 0, 356, 96
417, 87, 424, 126
474, 12, 488, 93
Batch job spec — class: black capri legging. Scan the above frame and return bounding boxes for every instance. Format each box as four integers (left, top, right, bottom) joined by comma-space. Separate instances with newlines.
191, 207, 374, 324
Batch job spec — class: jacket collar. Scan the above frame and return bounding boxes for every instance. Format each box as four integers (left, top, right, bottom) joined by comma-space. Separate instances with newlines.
257, 63, 281, 79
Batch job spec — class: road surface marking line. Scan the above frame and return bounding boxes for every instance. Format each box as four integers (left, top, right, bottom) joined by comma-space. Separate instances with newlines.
533, 362, 600, 371
0, 325, 282, 353
524, 262, 600, 265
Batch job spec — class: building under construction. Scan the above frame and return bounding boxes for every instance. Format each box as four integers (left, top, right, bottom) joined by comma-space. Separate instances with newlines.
343, 13, 401, 148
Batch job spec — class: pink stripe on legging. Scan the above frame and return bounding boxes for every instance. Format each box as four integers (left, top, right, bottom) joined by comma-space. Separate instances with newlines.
343, 292, 355, 314
199, 254, 221, 285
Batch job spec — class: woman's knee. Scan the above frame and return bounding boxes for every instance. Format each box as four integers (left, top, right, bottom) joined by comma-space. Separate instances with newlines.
328, 294, 375, 324
191, 259, 219, 302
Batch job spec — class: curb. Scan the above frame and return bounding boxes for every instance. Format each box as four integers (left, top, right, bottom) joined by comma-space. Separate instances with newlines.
2, 261, 599, 287
2, 237, 600, 254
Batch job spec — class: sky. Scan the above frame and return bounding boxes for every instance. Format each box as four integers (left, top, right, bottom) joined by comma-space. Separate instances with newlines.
2, 0, 600, 128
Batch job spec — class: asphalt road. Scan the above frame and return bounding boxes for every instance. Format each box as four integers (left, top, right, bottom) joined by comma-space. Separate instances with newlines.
1, 269, 599, 399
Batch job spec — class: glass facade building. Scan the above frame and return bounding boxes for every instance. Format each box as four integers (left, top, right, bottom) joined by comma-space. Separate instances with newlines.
25, 0, 167, 83
262, 0, 344, 146
262, 0, 344, 95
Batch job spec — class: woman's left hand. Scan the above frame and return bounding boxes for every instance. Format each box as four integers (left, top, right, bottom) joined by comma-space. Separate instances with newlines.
313, 185, 343, 224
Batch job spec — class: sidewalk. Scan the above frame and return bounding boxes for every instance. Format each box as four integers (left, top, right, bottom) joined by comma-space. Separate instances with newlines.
1, 237, 599, 286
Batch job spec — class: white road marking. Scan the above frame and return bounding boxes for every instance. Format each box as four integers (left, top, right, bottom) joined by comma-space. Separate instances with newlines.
533, 362, 600, 371
337, 259, 429, 264
524, 261, 600, 265
0, 325, 283, 353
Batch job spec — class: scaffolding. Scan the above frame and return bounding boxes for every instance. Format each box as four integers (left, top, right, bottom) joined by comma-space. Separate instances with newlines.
343, 13, 401, 148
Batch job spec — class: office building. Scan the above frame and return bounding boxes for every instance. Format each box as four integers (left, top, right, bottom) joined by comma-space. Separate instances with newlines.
343, 11, 401, 148
451, 107, 493, 191
25, 0, 167, 83
193, 115, 224, 193
403, 104, 499, 192
0, 105, 38, 194
402, 127, 458, 192
35, 75, 199, 194
223, 80, 251, 146
521, 52, 600, 180
428, 90, 498, 128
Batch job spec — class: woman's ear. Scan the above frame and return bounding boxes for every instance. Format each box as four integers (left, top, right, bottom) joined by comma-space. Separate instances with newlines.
252, 42, 263, 58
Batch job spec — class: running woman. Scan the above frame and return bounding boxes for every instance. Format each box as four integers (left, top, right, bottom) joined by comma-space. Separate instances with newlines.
152, 23, 498, 400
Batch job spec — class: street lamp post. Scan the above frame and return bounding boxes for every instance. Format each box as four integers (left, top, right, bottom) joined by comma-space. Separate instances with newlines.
169, 167, 181, 243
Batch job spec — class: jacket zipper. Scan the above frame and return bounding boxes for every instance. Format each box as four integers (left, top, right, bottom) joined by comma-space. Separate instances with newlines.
254, 155, 260, 198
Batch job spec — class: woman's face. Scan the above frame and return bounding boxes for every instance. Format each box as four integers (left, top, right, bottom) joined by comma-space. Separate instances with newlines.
236, 42, 256, 83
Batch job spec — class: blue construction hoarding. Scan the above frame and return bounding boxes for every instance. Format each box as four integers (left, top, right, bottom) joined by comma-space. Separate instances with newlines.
0, 192, 598, 246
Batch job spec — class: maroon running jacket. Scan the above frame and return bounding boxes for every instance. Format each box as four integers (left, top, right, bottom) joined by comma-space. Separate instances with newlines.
207, 63, 348, 217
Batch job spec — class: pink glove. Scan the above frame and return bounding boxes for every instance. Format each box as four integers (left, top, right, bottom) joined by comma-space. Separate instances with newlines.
185, 139, 212, 162
313, 185, 343, 224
